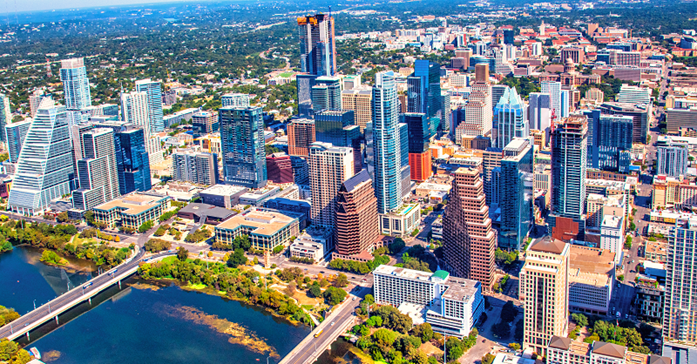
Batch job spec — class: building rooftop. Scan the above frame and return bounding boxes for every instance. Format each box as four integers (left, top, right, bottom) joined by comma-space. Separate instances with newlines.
602, 215, 623, 229
216, 208, 298, 236
529, 236, 567, 255
342, 169, 372, 193
592, 341, 626, 359
201, 184, 248, 196
94, 193, 168, 215
178, 203, 235, 220
548, 336, 571, 350
569, 245, 615, 287
374, 265, 479, 302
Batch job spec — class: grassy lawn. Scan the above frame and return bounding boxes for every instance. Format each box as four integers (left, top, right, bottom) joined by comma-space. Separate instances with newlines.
160, 256, 178, 264
187, 283, 206, 289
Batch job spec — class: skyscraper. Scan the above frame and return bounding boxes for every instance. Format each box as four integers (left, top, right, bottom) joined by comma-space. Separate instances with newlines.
120, 90, 161, 159
60, 58, 91, 111
399, 122, 411, 198
494, 86, 528, 148
222, 93, 250, 108
541, 81, 568, 120
72, 128, 121, 210
117, 127, 152, 194
550, 116, 588, 240
5, 119, 31, 164
475, 63, 490, 83
372, 71, 402, 214
442, 167, 496, 290
335, 169, 379, 256
309, 142, 354, 228
498, 138, 533, 250
266, 153, 294, 184
407, 60, 442, 131
315, 109, 355, 147
287, 118, 315, 157
404, 113, 432, 182
528, 92, 552, 140
663, 217, 697, 361
219, 106, 267, 189
0, 94, 11, 144
341, 86, 372, 132
482, 147, 503, 206
585, 111, 634, 172
172, 150, 219, 186
520, 237, 570, 356
135, 79, 164, 133
8, 99, 74, 215
312, 76, 342, 112
297, 13, 336, 77
657, 143, 689, 177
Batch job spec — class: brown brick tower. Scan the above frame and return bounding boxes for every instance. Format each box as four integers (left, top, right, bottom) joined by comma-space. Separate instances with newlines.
335, 170, 379, 256
442, 167, 496, 291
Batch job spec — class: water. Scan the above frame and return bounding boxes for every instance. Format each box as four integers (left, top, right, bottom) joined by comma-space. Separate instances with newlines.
0, 247, 310, 364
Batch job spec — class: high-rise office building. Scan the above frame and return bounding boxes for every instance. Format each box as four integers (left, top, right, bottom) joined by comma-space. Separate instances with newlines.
341, 87, 372, 131
135, 79, 164, 133
475, 64, 490, 83
399, 122, 411, 198
287, 118, 316, 157
117, 127, 152, 194
520, 237, 570, 356
266, 153, 294, 184
491, 85, 507, 113
291, 155, 309, 186
120, 90, 161, 158
5, 119, 31, 164
335, 169, 379, 256
528, 92, 552, 139
315, 109, 355, 146
372, 71, 402, 214
585, 111, 633, 172
29, 89, 50, 118
442, 167, 496, 291
541, 81, 568, 120
8, 99, 74, 215
0, 94, 11, 144
60, 58, 92, 111
407, 60, 442, 130
221, 93, 250, 108
550, 116, 588, 240
499, 138, 534, 250
494, 86, 528, 148
404, 113, 432, 182
600, 102, 650, 144
172, 150, 219, 186
219, 106, 267, 189
456, 82, 493, 140
663, 217, 697, 361
72, 128, 121, 210
657, 143, 689, 177
309, 142, 354, 228
312, 76, 342, 112
191, 111, 218, 135
297, 13, 336, 77
482, 147, 503, 206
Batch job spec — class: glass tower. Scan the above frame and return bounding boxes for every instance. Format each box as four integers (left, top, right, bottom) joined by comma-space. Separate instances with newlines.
135, 79, 164, 133
372, 71, 402, 214
219, 106, 267, 189
60, 58, 91, 111
8, 99, 74, 215
498, 138, 533, 250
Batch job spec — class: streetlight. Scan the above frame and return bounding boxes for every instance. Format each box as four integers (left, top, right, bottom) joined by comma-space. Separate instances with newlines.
33, 299, 36, 310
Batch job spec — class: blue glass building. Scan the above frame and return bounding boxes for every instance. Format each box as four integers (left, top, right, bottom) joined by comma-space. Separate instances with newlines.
372, 71, 402, 214
494, 86, 528, 149
135, 79, 165, 133
584, 110, 633, 173
498, 138, 533, 250
219, 106, 267, 189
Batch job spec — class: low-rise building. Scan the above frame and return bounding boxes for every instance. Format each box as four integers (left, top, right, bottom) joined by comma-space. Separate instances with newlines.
644, 240, 668, 263
568, 245, 615, 315
636, 281, 664, 323
431, 216, 443, 241
93, 192, 171, 230
378, 203, 421, 237
176, 203, 235, 225
374, 265, 483, 337
547, 336, 671, 364
239, 185, 281, 207
214, 208, 300, 252
289, 226, 333, 262
199, 184, 248, 209
414, 182, 452, 198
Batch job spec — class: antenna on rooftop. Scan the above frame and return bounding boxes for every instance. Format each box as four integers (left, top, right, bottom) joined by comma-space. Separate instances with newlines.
329, 5, 332, 18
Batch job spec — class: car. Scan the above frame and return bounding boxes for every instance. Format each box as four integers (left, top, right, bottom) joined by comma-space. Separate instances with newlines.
331, 322, 335, 326
353, 297, 356, 301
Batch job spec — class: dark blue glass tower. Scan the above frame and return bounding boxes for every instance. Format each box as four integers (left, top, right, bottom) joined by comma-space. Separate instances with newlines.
219, 106, 267, 189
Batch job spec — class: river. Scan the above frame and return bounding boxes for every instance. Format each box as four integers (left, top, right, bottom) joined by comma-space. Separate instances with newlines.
0, 246, 310, 364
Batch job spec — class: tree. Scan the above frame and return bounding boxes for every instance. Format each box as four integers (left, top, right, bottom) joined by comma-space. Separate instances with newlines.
308, 282, 322, 298
323, 286, 347, 305
364, 294, 375, 306
177, 247, 188, 261
508, 343, 521, 351
572, 313, 589, 327
389, 238, 406, 254
492, 321, 511, 338
154, 226, 166, 237
227, 248, 247, 268
411, 323, 434, 342
445, 336, 465, 360
138, 220, 154, 233
334, 273, 349, 288
482, 353, 496, 364
56, 211, 70, 223
625, 235, 633, 249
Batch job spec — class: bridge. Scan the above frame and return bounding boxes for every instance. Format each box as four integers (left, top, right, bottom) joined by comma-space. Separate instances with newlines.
278, 285, 369, 364
0, 247, 174, 341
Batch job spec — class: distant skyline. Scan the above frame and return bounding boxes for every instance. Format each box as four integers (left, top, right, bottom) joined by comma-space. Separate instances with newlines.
1, 0, 208, 14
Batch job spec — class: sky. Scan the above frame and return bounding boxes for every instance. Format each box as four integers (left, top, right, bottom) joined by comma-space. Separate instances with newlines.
2, 0, 198, 14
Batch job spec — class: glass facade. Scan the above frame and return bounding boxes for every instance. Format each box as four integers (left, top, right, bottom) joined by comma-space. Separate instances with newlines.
372, 71, 402, 214
219, 106, 267, 189
59, 58, 92, 111
135, 79, 164, 133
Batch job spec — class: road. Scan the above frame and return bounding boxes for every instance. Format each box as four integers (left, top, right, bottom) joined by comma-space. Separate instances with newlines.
0, 248, 173, 340
279, 285, 369, 364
